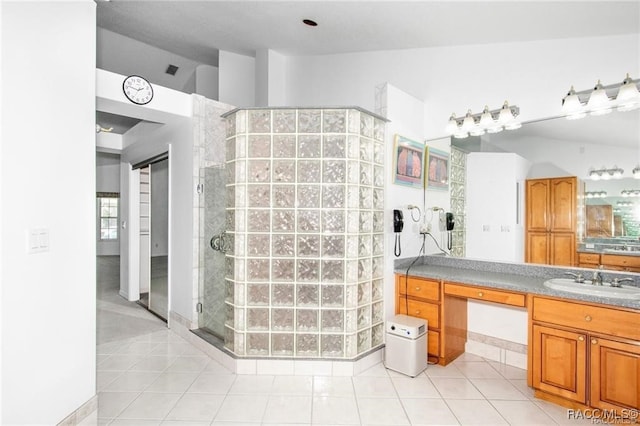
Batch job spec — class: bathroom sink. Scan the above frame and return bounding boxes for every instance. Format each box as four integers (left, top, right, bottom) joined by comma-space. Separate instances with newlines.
543, 278, 640, 300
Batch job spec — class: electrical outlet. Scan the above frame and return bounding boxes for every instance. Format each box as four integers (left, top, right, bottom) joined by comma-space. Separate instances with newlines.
420, 223, 431, 234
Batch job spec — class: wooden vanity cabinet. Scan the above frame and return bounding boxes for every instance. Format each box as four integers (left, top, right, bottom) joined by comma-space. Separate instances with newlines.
530, 296, 640, 413
395, 275, 442, 360
578, 252, 600, 269
525, 177, 578, 266
600, 253, 640, 273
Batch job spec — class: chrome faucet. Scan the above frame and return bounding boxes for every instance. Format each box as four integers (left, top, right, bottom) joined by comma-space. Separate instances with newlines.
592, 270, 604, 286
564, 272, 585, 283
610, 277, 634, 288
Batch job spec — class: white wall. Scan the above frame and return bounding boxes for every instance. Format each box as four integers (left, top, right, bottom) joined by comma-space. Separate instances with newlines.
219, 50, 256, 107
286, 34, 639, 140
195, 64, 219, 100
97, 27, 203, 94
381, 84, 451, 321
466, 152, 531, 262
1, 2, 96, 424
256, 49, 288, 107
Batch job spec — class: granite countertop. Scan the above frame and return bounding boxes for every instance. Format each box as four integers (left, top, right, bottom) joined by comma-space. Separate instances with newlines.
578, 247, 640, 257
394, 255, 640, 310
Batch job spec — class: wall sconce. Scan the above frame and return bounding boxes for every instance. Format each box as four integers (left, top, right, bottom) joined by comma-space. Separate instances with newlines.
585, 191, 607, 199
446, 101, 520, 138
588, 166, 624, 180
561, 74, 640, 119
621, 189, 640, 197
617, 201, 634, 207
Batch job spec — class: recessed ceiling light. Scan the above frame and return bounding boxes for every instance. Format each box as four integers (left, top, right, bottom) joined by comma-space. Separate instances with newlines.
302, 19, 318, 27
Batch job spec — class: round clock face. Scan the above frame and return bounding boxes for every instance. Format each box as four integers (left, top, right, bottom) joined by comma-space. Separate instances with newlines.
123, 75, 153, 105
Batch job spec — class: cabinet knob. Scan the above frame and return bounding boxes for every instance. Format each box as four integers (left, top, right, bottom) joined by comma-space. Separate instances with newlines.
415, 287, 421, 291
584, 315, 592, 322
578, 336, 584, 341
591, 339, 598, 345
415, 311, 421, 315
478, 292, 484, 297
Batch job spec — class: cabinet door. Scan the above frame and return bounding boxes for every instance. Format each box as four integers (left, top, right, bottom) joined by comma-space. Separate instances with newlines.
526, 179, 550, 232
550, 232, 575, 266
590, 337, 640, 412
532, 324, 587, 403
550, 177, 576, 233
526, 232, 549, 264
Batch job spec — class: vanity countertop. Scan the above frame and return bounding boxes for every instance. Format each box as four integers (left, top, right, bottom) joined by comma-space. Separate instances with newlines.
578, 247, 640, 257
394, 255, 640, 310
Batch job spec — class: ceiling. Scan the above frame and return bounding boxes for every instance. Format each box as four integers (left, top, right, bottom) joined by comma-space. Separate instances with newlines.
95, 1, 640, 138
96, 111, 143, 134
97, 1, 640, 66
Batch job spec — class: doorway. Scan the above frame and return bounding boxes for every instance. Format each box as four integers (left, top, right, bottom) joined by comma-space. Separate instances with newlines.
136, 156, 169, 321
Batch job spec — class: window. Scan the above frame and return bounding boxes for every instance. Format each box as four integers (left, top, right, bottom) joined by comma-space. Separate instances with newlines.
98, 194, 119, 240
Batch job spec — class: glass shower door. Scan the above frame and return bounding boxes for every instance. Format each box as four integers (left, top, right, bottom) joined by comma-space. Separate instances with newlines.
198, 165, 227, 339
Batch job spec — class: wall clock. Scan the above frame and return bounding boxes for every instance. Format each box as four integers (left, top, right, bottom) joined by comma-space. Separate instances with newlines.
122, 75, 154, 105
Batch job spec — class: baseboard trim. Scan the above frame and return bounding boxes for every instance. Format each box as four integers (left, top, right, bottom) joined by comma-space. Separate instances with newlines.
57, 394, 97, 426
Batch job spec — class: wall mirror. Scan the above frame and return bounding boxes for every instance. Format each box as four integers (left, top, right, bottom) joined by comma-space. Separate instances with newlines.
454, 108, 640, 249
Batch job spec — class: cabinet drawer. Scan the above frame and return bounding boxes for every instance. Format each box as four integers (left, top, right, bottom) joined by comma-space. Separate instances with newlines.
397, 276, 440, 301
600, 254, 640, 269
578, 252, 600, 265
444, 283, 526, 307
532, 297, 640, 340
397, 298, 440, 329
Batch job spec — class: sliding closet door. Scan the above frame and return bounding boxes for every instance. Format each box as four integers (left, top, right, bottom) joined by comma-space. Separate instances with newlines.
149, 159, 169, 320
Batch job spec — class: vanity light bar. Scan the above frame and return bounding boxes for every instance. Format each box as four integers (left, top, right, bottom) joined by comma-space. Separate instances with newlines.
446, 101, 521, 138
588, 166, 624, 180
621, 189, 640, 197
585, 191, 607, 199
562, 74, 640, 120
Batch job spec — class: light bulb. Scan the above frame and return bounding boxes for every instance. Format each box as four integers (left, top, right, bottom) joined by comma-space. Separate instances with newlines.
453, 131, 469, 139
445, 114, 458, 135
486, 125, 504, 134
587, 80, 612, 115
562, 86, 586, 120
612, 166, 624, 179
498, 101, 514, 124
461, 110, 475, 132
479, 106, 494, 128
616, 73, 640, 112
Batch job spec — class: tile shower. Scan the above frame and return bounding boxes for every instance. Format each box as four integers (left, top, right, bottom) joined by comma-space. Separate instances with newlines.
220, 107, 387, 359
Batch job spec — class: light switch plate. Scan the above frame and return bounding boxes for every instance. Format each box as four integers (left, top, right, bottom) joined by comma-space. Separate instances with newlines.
27, 228, 49, 254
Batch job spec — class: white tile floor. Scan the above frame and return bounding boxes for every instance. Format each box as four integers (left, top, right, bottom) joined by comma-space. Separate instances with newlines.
95, 257, 592, 425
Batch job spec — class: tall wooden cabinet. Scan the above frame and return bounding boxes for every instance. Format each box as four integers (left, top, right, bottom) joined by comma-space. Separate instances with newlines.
525, 177, 578, 266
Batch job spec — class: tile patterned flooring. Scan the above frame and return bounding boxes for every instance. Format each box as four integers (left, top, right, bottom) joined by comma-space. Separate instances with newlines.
95, 256, 591, 425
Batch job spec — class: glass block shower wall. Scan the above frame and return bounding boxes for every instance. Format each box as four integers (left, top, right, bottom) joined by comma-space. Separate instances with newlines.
223, 108, 386, 358
449, 146, 466, 258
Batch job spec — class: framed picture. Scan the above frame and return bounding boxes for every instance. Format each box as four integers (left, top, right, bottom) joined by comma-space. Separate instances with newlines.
426, 147, 449, 190
392, 135, 424, 188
